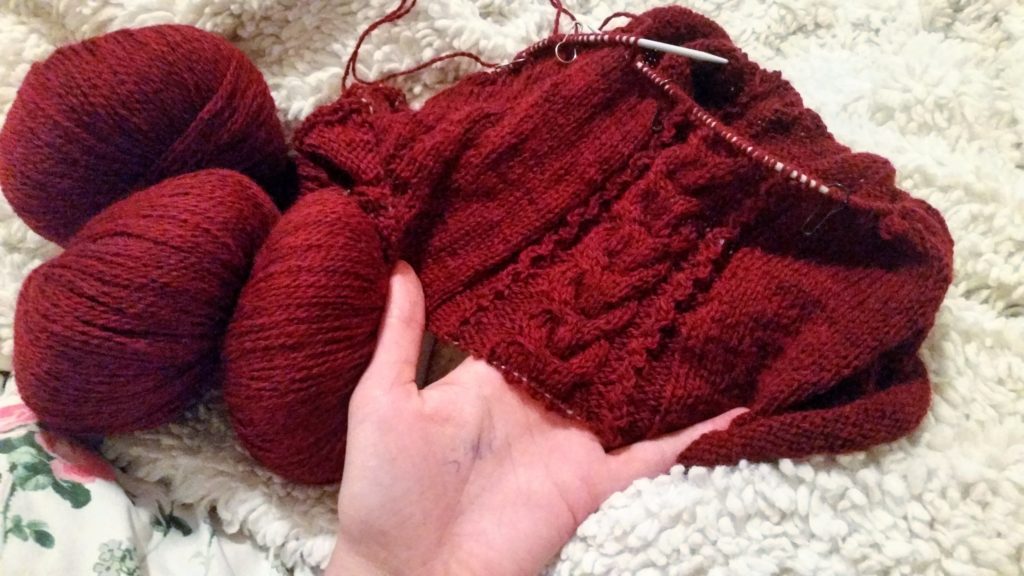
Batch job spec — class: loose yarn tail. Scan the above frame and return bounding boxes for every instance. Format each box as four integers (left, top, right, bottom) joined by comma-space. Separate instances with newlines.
342, 0, 417, 88
548, 0, 581, 35
342, 0, 499, 90
340, 0, 598, 89
598, 11, 638, 30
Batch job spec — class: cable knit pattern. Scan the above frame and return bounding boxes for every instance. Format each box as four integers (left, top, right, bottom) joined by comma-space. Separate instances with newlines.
294, 6, 953, 466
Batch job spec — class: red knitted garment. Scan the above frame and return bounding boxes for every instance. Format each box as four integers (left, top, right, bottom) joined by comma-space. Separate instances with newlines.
294, 7, 953, 465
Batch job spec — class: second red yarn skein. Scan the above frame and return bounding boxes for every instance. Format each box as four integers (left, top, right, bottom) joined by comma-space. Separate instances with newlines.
15, 170, 280, 435
223, 189, 390, 485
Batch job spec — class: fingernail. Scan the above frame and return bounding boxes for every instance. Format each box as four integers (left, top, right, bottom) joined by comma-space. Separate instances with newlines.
719, 407, 749, 428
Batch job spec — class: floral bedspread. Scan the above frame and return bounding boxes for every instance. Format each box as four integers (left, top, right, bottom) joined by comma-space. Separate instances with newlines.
0, 376, 309, 576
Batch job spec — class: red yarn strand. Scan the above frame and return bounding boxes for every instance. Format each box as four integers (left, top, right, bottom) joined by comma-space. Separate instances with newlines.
598, 11, 638, 30
342, 0, 498, 90
343, 0, 417, 88
371, 51, 499, 86
548, 0, 580, 35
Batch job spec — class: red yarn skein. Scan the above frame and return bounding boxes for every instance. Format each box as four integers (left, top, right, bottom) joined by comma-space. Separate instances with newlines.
223, 189, 389, 485
15, 170, 279, 435
0, 25, 290, 245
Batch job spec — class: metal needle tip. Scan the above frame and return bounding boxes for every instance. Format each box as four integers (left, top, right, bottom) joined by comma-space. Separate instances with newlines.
636, 38, 729, 65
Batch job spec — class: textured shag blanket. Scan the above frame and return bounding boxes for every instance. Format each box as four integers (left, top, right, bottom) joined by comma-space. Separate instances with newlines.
1, 0, 1022, 574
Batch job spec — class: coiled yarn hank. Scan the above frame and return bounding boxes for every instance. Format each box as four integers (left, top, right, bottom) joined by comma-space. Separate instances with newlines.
0, 24, 290, 245
15, 170, 279, 435
223, 189, 389, 484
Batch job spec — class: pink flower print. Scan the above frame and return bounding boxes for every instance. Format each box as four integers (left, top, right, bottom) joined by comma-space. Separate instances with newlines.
38, 431, 117, 483
0, 402, 37, 433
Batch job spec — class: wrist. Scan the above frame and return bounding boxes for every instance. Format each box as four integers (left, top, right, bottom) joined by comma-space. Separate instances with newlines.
325, 538, 476, 576
324, 542, 393, 576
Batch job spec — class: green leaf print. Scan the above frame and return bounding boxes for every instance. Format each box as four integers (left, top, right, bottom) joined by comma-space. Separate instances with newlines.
152, 502, 193, 537
6, 514, 28, 541
1, 432, 47, 454
24, 519, 46, 531
167, 515, 192, 536
0, 431, 38, 454
11, 460, 53, 491
24, 520, 54, 548
6, 446, 35, 463
1, 429, 92, 550
3, 504, 57, 550
30, 528, 55, 548
6, 437, 58, 492
51, 478, 92, 509
7, 445, 43, 466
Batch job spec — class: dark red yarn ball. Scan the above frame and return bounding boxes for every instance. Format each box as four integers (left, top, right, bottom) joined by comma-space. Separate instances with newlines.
0, 25, 289, 245
223, 188, 389, 485
14, 170, 279, 435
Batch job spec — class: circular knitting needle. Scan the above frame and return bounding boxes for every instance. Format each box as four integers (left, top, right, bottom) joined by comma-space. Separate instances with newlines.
636, 38, 729, 64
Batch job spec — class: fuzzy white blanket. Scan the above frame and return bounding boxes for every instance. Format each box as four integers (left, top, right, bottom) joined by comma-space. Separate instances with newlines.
1, 1, 1022, 574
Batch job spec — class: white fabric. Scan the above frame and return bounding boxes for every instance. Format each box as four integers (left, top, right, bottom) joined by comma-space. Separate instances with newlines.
0, 386, 315, 576
0, 1, 1022, 574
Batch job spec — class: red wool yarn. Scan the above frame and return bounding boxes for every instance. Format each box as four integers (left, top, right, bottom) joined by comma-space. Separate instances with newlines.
0, 25, 290, 245
2, 8, 954, 487
14, 170, 279, 435
223, 188, 389, 485
287, 5, 953, 481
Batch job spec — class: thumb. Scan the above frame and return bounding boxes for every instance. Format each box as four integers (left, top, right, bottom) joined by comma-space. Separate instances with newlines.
602, 408, 748, 495
354, 261, 426, 398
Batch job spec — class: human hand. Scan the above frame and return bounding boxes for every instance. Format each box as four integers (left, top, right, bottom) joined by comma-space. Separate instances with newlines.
326, 262, 746, 576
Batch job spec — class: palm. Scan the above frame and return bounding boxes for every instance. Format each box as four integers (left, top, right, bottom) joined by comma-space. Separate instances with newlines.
328, 263, 743, 576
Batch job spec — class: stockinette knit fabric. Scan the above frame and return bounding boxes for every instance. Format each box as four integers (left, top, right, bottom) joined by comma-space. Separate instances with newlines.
294, 6, 953, 465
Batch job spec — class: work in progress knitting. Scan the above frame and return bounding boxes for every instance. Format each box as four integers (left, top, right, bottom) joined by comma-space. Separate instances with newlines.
0, 4, 953, 486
